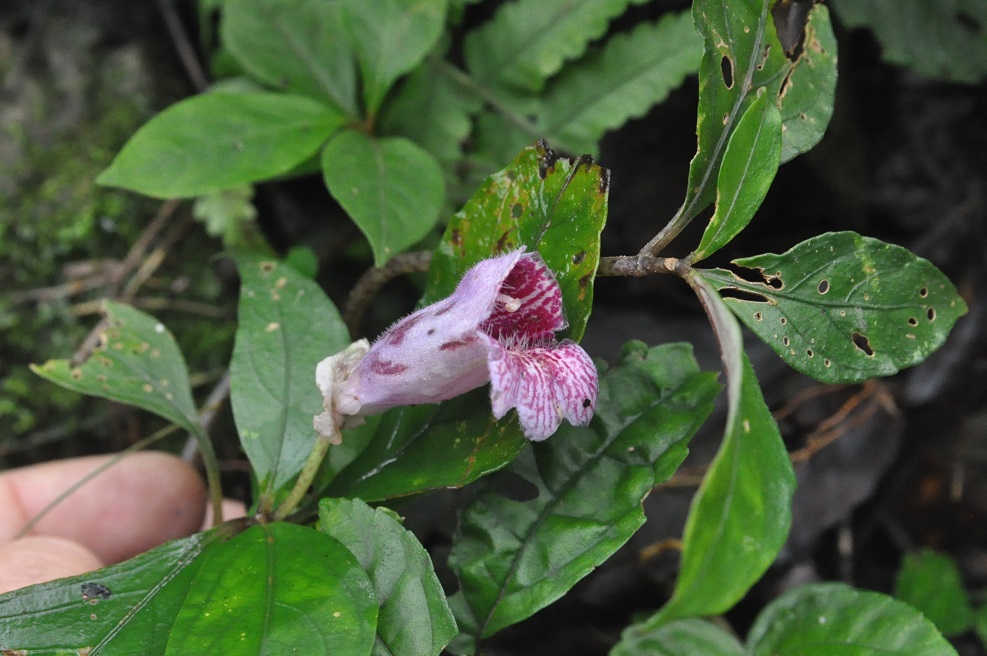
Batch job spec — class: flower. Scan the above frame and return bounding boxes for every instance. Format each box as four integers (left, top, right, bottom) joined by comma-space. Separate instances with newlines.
314, 248, 598, 441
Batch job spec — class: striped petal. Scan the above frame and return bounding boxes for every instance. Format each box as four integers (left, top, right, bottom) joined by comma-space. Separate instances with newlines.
487, 337, 598, 441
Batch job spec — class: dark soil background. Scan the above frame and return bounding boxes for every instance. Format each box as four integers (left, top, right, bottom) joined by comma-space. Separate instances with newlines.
2, 1, 986, 654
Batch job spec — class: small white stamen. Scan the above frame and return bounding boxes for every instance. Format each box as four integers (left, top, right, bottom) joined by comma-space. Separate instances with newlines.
497, 293, 521, 312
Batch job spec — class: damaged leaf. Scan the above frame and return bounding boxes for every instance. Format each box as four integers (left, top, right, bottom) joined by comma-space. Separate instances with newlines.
678, 0, 836, 231
32, 301, 202, 437
424, 140, 609, 342
699, 231, 968, 384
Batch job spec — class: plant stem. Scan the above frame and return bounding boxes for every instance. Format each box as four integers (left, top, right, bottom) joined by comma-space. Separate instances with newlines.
596, 255, 685, 277
343, 250, 432, 336
271, 429, 337, 522
193, 425, 226, 526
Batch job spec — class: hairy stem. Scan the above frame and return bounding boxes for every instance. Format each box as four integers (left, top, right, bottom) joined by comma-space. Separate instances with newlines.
271, 429, 338, 522
344, 250, 433, 335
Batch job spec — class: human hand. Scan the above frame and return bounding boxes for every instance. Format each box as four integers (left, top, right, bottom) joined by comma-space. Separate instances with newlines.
0, 452, 244, 594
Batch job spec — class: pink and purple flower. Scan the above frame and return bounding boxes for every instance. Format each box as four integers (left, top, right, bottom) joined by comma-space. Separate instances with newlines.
315, 249, 598, 441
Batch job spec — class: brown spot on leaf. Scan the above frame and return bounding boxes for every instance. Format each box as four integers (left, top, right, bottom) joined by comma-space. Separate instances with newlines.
450, 228, 464, 255
577, 273, 592, 301
495, 231, 512, 253
572, 251, 586, 266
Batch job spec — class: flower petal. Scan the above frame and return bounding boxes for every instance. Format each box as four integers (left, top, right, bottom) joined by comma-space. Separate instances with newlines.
482, 252, 567, 345
487, 337, 598, 441
335, 250, 524, 417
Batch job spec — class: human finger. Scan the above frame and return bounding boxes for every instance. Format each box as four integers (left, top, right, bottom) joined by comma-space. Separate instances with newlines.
0, 535, 103, 594
0, 452, 207, 564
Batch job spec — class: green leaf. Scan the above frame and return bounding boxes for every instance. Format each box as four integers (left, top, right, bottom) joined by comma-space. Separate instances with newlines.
464, 0, 646, 93
31, 301, 202, 436
672, 0, 837, 237
378, 63, 481, 166
97, 92, 345, 199
974, 604, 987, 647
449, 342, 720, 643
424, 141, 609, 342
699, 232, 969, 384
323, 129, 445, 267
167, 523, 378, 654
895, 549, 974, 637
229, 252, 349, 498
661, 272, 794, 621
611, 617, 745, 656
830, 0, 987, 84
319, 498, 458, 656
538, 11, 703, 154
30, 302, 224, 521
774, 4, 838, 163
0, 524, 231, 652
221, 0, 359, 116
326, 389, 527, 502
0, 522, 378, 653
691, 91, 782, 262
338, 0, 449, 115
748, 582, 959, 656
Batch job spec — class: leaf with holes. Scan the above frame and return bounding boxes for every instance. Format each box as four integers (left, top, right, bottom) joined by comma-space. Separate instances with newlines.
31, 301, 202, 437
338, 0, 449, 115
611, 617, 746, 656
325, 388, 527, 502
673, 0, 837, 234
698, 231, 969, 384
748, 583, 959, 656
221, 0, 359, 116
773, 3, 838, 162
319, 498, 458, 656
447, 342, 719, 646
691, 90, 782, 262
229, 253, 349, 499
423, 140, 609, 342
97, 92, 345, 199
323, 129, 445, 267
